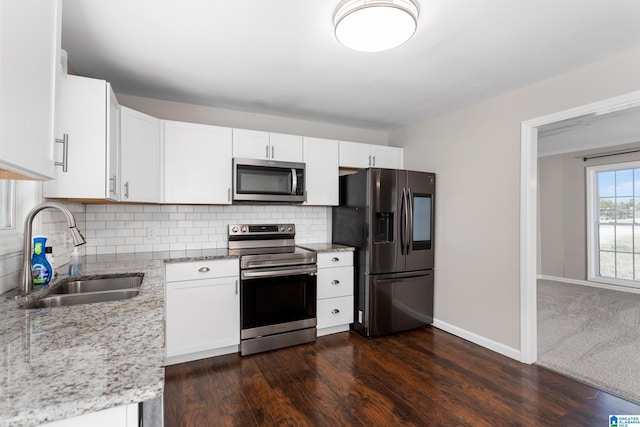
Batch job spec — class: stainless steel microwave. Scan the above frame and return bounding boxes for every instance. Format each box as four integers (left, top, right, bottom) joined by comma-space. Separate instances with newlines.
232, 158, 306, 203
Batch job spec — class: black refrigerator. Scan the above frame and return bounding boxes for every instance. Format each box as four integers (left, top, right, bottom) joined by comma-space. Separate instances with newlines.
332, 168, 435, 337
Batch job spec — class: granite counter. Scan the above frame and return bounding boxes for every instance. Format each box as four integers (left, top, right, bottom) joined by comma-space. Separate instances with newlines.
0, 249, 234, 427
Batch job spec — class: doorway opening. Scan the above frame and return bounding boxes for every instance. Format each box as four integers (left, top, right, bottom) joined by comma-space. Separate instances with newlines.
520, 89, 640, 364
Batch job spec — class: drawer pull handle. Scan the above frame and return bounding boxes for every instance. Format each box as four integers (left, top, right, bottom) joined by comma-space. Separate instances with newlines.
198, 267, 210, 273
331, 280, 340, 285
331, 309, 340, 314
331, 257, 339, 262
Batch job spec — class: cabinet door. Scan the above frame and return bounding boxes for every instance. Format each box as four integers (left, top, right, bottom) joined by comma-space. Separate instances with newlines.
106, 86, 120, 200
317, 296, 354, 329
0, 0, 59, 179
371, 145, 403, 169
339, 141, 371, 169
269, 133, 303, 162
232, 128, 269, 160
164, 121, 232, 204
43, 75, 113, 199
166, 276, 239, 358
317, 266, 353, 299
303, 137, 338, 206
120, 107, 160, 203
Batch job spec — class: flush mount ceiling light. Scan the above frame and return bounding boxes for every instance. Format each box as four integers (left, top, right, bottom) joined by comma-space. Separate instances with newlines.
334, 0, 419, 52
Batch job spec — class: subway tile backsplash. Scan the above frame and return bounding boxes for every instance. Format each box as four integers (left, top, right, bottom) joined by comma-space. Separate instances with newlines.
0, 202, 331, 293
82, 204, 331, 255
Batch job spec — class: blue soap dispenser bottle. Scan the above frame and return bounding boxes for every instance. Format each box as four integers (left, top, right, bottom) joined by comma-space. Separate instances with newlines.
32, 236, 53, 286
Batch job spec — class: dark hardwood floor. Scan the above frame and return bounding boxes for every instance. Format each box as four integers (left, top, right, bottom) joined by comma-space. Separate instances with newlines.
164, 327, 640, 426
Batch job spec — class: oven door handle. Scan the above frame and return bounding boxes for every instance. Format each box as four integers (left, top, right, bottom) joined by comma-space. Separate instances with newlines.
241, 265, 317, 280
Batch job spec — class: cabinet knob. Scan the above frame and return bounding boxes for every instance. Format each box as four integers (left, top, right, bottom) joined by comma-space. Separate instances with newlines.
198, 267, 210, 273
331, 280, 340, 285
331, 257, 339, 262
331, 309, 340, 314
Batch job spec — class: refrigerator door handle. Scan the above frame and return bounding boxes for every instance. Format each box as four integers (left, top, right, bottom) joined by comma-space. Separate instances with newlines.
400, 187, 406, 255
403, 187, 410, 255
407, 187, 413, 254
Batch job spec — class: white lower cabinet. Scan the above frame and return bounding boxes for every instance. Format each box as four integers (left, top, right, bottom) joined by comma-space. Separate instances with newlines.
165, 258, 239, 364
316, 251, 354, 336
39, 403, 137, 427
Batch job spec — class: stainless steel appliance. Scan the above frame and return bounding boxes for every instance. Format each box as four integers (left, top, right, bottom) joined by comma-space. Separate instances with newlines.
233, 158, 306, 203
332, 168, 435, 337
229, 224, 317, 355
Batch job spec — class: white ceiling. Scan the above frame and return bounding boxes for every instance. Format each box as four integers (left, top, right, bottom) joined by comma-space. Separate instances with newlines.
538, 106, 640, 157
61, 0, 640, 131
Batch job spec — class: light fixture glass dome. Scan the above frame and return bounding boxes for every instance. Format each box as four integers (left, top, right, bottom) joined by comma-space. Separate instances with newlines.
334, 0, 419, 52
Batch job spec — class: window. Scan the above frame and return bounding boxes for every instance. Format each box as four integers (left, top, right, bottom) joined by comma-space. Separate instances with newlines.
0, 179, 37, 254
0, 180, 15, 229
587, 161, 640, 287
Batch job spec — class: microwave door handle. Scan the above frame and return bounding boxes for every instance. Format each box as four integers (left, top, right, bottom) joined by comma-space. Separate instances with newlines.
291, 168, 298, 196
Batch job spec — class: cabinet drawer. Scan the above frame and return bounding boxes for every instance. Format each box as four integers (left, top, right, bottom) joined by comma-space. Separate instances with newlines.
166, 258, 239, 282
317, 251, 353, 269
317, 266, 353, 299
317, 296, 354, 329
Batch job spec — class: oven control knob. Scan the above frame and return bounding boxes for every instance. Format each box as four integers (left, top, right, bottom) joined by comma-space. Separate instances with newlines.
231, 226, 239, 233
288, 226, 293, 232
241, 226, 248, 232
280, 226, 285, 232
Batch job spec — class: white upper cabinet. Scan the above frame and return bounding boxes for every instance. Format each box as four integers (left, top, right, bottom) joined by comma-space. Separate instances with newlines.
268, 133, 303, 162
303, 137, 338, 206
370, 144, 404, 169
233, 129, 303, 162
120, 107, 161, 203
339, 141, 403, 169
0, 0, 60, 179
232, 129, 268, 159
164, 120, 233, 204
43, 75, 120, 200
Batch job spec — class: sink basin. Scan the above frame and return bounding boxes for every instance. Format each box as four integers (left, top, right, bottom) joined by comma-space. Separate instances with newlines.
51, 275, 143, 294
29, 289, 141, 308
23, 273, 144, 308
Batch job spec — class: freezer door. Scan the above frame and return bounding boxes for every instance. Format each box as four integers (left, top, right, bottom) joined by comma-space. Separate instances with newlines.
405, 171, 435, 271
369, 270, 434, 337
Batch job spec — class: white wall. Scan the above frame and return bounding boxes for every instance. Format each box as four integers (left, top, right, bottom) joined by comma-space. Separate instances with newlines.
116, 94, 388, 145
389, 47, 640, 352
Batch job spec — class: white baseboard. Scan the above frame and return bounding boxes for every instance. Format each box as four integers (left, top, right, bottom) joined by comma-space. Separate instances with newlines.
432, 319, 521, 361
538, 274, 640, 295
317, 324, 350, 337
164, 344, 240, 366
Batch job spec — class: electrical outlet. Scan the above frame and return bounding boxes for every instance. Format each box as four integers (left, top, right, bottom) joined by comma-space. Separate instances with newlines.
146, 226, 157, 239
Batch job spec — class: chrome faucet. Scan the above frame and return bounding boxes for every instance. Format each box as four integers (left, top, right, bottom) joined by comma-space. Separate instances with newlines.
20, 202, 86, 295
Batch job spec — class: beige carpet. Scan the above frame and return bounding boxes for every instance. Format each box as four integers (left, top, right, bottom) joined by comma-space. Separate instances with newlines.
537, 279, 640, 403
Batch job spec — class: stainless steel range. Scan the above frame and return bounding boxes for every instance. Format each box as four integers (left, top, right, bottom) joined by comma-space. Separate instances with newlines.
228, 224, 317, 356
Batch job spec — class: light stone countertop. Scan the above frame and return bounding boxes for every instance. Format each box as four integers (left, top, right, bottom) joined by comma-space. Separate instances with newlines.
297, 243, 355, 253
0, 245, 347, 427
0, 250, 235, 427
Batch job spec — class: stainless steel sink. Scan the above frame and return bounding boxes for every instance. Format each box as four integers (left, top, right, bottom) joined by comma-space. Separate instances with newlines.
29, 289, 141, 308
51, 275, 143, 294
23, 273, 144, 308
